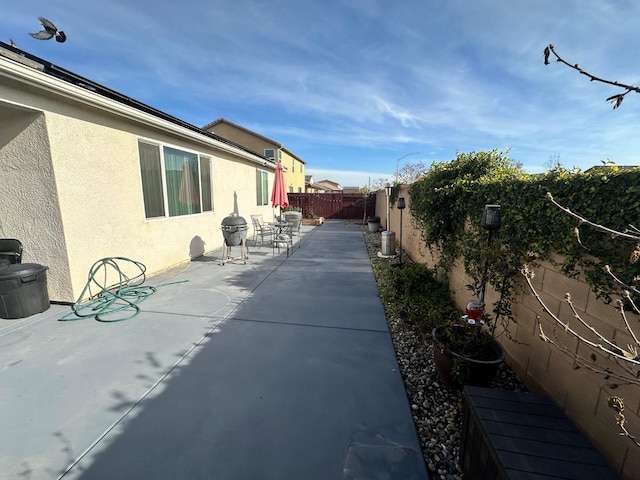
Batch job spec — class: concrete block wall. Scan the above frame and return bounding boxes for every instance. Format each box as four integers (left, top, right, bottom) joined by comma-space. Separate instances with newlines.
375, 186, 639, 479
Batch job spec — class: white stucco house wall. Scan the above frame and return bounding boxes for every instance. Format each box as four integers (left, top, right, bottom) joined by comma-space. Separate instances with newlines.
0, 42, 276, 303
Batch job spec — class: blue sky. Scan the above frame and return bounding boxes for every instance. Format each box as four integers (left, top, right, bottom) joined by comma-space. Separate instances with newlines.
3, 1, 640, 187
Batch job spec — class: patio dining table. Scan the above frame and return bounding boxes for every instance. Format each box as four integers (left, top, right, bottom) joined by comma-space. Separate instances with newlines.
268, 221, 292, 256
268, 221, 289, 235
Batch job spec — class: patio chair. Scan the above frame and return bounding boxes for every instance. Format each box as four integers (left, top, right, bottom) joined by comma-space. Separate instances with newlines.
0, 238, 23, 268
285, 216, 302, 248
272, 231, 292, 257
250, 215, 276, 247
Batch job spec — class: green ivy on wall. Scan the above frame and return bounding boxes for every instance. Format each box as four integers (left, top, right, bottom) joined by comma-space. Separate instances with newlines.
408, 150, 640, 319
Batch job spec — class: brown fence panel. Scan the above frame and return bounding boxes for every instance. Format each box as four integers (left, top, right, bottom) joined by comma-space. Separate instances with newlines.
288, 193, 376, 219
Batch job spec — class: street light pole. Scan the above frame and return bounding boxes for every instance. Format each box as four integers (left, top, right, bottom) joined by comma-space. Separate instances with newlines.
395, 152, 420, 184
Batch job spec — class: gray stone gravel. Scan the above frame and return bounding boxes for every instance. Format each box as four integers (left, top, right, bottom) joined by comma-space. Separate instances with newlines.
359, 224, 527, 479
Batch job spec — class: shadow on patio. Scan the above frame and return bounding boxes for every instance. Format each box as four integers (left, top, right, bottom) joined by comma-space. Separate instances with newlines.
1, 222, 429, 480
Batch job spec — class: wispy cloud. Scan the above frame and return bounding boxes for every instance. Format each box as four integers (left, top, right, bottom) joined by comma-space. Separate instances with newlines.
3, 0, 640, 186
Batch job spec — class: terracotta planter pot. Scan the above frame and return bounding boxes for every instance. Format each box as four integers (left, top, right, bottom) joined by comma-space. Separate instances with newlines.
432, 325, 505, 389
302, 217, 324, 226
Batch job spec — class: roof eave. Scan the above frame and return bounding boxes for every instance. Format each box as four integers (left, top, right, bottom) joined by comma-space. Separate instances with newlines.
0, 49, 274, 169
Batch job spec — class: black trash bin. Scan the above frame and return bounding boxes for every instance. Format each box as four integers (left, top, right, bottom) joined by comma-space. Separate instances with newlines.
0, 263, 50, 319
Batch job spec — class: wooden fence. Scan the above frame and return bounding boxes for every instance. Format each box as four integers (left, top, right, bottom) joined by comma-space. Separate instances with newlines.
288, 193, 376, 220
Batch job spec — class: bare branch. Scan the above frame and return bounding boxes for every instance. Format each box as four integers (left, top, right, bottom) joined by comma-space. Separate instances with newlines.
609, 396, 640, 448
605, 265, 640, 296
546, 193, 640, 242
623, 290, 640, 316
536, 320, 640, 385
565, 293, 632, 356
522, 266, 640, 364
526, 191, 640, 445
544, 44, 640, 109
544, 46, 551, 65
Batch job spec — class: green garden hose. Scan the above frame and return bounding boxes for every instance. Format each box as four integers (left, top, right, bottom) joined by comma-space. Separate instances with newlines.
59, 257, 186, 322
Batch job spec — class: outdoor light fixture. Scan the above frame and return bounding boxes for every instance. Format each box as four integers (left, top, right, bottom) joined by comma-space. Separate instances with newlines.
479, 204, 502, 306
481, 204, 501, 230
397, 197, 406, 263
384, 183, 392, 231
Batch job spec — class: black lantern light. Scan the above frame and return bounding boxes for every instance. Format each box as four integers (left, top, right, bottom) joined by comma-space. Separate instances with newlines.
479, 204, 501, 306
480, 204, 501, 230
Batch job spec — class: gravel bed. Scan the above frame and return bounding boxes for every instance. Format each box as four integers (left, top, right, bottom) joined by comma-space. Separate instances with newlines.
358, 223, 527, 480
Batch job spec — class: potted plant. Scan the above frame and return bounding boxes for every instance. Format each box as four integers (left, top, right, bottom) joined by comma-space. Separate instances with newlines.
371, 233, 506, 389
302, 209, 324, 226
431, 300, 505, 389
280, 206, 302, 222
406, 153, 527, 388
282, 206, 302, 213
431, 205, 509, 389
432, 203, 510, 387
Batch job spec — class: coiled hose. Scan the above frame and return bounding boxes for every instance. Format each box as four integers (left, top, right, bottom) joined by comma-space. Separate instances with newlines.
59, 257, 185, 322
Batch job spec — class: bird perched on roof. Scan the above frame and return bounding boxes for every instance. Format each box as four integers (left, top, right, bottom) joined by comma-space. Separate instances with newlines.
30, 17, 66, 43
10, 39, 18, 47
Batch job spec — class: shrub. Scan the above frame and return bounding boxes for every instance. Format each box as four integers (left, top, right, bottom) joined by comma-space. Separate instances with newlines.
374, 262, 460, 337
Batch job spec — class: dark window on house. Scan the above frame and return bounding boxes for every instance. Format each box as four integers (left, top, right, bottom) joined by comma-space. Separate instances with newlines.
256, 169, 269, 205
200, 156, 213, 212
264, 149, 275, 160
138, 141, 213, 219
138, 142, 166, 218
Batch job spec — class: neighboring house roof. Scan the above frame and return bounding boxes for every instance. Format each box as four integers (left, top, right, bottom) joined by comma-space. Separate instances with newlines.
316, 180, 343, 191
305, 176, 331, 192
203, 117, 307, 165
0, 41, 274, 168
203, 117, 278, 146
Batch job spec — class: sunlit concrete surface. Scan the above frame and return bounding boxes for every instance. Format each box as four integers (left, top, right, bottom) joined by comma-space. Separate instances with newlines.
1, 221, 428, 480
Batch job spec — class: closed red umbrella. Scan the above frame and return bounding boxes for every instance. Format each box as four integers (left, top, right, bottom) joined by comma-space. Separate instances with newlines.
271, 162, 289, 217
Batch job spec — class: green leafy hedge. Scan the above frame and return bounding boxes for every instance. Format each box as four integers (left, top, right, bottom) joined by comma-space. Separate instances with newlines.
408, 150, 640, 317
374, 262, 461, 336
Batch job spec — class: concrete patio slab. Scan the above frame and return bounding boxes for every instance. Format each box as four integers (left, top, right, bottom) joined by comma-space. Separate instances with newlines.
0, 221, 428, 480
